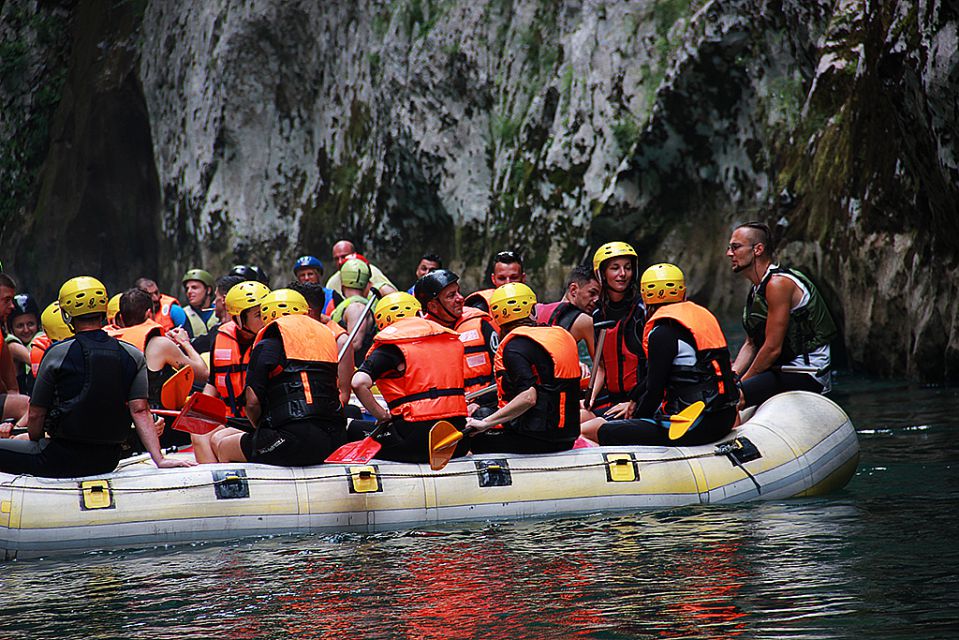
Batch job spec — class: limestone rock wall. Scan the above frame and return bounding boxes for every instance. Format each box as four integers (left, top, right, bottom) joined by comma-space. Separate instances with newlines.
0, 0, 956, 380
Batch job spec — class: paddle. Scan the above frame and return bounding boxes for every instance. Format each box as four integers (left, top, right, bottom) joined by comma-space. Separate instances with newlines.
160, 365, 195, 410
428, 420, 468, 470
115, 445, 180, 471
325, 419, 393, 464
153, 393, 228, 435
337, 288, 380, 361
326, 384, 498, 465
778, 365, 828, 376
585, 320, 615, 410
667, 401, 706, 441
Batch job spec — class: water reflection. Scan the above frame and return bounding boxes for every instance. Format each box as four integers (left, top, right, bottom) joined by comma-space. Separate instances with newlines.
1, 375, 958, 638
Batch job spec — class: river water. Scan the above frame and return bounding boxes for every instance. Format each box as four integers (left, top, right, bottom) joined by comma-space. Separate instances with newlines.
2, 373, 957, 639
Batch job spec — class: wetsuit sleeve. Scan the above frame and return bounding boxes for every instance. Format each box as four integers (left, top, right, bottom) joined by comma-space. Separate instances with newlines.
357, 345, 404, 380
480, 318, 500, 356
501, 337, 549, 393
245, 337, 285, 400
116, 341, 150, 401
632, 324, 678, 418
28, 341, 72, 409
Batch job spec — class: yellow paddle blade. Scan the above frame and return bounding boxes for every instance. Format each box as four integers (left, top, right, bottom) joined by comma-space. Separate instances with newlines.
668, 401, 705, 441
428, 420, 463, 471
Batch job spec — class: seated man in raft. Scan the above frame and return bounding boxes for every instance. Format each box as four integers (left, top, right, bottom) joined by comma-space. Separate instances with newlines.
0, 276, 193, 476
581, 264, 738, 446
464, 283, 581, 454
211, 289, 346, 465
350, 292, 470, 463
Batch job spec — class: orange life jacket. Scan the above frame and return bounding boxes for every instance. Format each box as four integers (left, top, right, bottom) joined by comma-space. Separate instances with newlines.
494, 325, 581, 433
368, 316, 467, 422
30, 334, 52, 378
464, 289, 495, 325
114, 319, 164, 352
642, 301, 737, 415
453, 307, 498, 397
212, 321, 252, 417
155, 293, 179, 332
253, 314, 341, 426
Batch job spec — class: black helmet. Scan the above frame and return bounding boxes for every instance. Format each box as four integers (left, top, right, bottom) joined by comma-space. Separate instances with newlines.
229, 264, 270, 285
413, 269, 459, 306
8, 293, 40, 330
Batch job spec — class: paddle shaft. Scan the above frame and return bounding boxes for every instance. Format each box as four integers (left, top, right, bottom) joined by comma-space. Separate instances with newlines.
585, 321, 614, 410
465, 383, 497, 402
337, 288, 380, 361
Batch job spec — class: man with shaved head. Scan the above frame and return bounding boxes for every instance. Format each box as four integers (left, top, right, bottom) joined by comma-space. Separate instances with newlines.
726, 221, 838, 409
324, 239, 397, 296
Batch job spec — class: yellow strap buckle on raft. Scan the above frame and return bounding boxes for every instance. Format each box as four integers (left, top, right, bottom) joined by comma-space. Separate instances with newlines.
604, 453, 639, 482
80, 480, 114, 510
348, 466, 382, 493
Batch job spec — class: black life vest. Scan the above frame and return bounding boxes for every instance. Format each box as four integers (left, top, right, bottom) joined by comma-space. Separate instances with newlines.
254, 315, 342, 428
547, 301, 583, 332
46, 333, 135, 445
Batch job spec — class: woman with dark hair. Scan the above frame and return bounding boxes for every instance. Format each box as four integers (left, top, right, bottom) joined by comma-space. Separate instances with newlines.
587, 242, 647, 418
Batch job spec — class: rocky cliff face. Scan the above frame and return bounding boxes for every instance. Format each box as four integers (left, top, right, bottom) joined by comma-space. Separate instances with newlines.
1, 0, 957, 380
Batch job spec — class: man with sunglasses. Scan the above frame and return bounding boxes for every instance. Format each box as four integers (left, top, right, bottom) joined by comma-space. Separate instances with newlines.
726, 222, 838, 409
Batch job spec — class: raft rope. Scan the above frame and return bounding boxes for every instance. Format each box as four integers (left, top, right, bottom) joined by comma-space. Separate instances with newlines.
0, 449, 732, 495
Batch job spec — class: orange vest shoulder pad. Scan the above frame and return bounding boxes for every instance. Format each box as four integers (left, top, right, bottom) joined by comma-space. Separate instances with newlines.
373, 316, 459, 343
322, 316, 347, 339
496, 325, 581, 379
255, 315, 338, 363
115, 319, 165, 352
642, 301, 727, 356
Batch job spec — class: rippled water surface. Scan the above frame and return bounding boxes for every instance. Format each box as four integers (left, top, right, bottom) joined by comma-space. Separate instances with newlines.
3, 374, 958, 639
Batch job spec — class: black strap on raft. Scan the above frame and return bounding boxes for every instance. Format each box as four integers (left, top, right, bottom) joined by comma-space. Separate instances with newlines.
715, 438, 762, 494
386, 387, 465, 410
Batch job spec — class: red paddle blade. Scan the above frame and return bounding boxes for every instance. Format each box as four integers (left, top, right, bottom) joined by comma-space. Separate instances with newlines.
325, 436, 382, 464
171, 393, 228, 435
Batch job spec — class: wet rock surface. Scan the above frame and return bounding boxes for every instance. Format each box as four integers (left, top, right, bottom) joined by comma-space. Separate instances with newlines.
0, 0, 956, 380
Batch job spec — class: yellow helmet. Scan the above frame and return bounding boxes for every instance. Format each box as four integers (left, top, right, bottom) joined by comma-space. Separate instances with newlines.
225, 281, 271, 317
340, 258, 372, 289
41, 301, 75, 342
58, 276, 108, 322
260, 289, 309, 324
374, 292, 421, 330
489, 283, 537, 325
640, 263, 686, 305
107, 293, 122, 324
592, 241, 638, 274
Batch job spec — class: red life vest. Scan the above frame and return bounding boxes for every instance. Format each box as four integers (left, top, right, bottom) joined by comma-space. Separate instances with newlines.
212, 321, 252, 417
600, 302, 645, 398
642, 301, 737, 415
494, 325, 581, 432
453, 307, 498, 397
534, 301, 561, 325
369, 317, 467, 422
114, 319, 164, 352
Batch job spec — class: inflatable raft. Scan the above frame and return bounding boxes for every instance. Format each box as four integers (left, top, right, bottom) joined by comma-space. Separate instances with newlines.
0, 391, 858, 559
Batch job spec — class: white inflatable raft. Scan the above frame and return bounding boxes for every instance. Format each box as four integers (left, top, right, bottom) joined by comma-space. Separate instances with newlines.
0, 391, 859, 559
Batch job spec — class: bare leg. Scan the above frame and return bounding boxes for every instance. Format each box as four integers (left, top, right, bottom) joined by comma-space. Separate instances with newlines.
211, 430, 248, 463
2, 394, 29, 421
580, 416, 607, 443
191, 425, 225, 464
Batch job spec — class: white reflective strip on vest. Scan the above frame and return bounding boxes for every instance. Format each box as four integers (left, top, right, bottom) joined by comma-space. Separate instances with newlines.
458, 330, 479, 342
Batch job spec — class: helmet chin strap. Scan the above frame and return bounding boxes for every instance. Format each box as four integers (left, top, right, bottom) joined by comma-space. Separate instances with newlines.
434, 299, 457, 324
